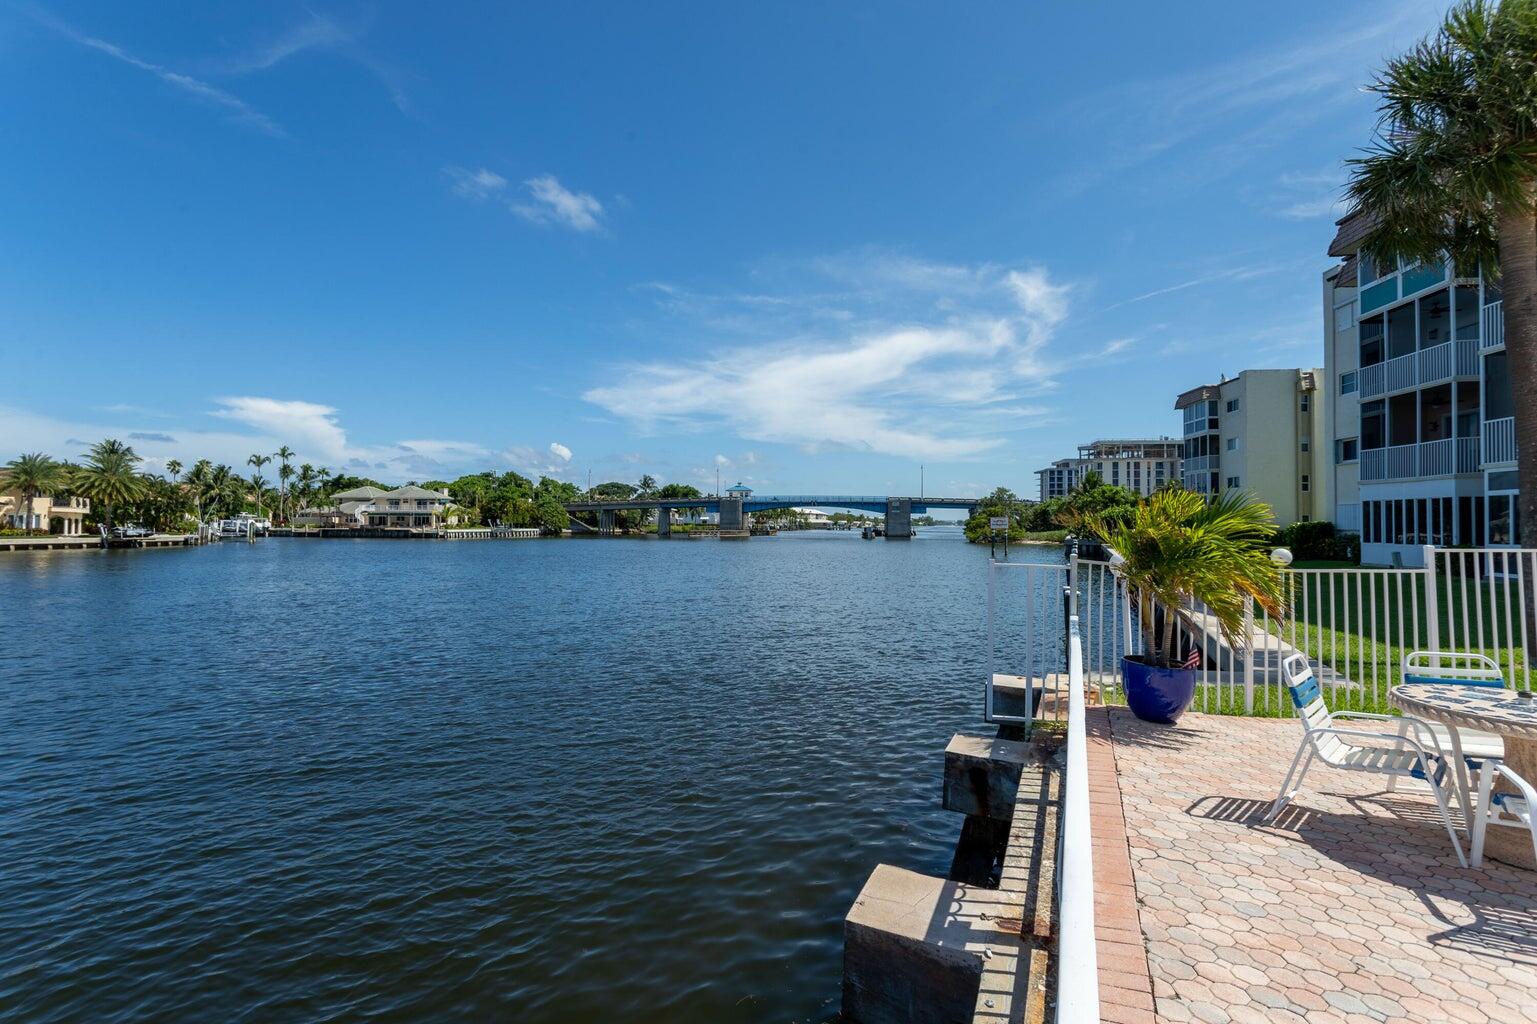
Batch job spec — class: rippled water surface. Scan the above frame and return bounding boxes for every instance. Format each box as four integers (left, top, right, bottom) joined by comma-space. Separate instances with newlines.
2, 530, 1062, 1022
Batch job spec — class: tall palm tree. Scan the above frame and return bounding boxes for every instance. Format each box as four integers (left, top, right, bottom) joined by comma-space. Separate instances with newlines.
247, 454, 272, 517
72, 441, 147, 538
1073, 489, 1286, 668
166, 459, 182, 485
275, 446, 295, 522
3, 452, 68, 533
1348, 0, 1537, 552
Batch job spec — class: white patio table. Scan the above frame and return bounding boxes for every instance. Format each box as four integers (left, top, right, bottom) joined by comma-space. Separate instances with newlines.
1391, 683, 1537, 870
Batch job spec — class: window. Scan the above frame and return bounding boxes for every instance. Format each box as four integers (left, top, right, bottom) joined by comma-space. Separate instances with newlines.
1334, 300, 1355, 333
1226, 476, 1240, 489
1300, 393, 1311, 412
1225, 437, 1238, 451
1340, 370, 1357, 395
1226, 398, 1240, 413
1301, 475, 1310, 493
1300, 439, 1310, 453
1336, 438, 1359, 463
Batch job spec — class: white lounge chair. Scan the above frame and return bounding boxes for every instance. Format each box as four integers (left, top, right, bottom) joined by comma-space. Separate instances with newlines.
1470, 760, 1537, 869
1267, 653, 1467, 867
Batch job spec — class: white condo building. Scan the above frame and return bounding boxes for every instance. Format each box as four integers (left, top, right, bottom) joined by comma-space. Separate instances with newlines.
1036, 439, 1183, 502
1174, 369, 1329, 526
1324, 210, 1518, 566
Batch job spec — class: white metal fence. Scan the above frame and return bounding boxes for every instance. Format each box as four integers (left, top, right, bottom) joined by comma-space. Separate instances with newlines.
987, 545, 1536, 722
1054, 614, 1099, 1024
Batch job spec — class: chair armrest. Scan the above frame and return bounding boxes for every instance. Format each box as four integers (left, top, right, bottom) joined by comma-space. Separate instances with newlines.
1495, 764, 1537, 804
1330, 713, 1448, 758
1308, 728, 1448, 768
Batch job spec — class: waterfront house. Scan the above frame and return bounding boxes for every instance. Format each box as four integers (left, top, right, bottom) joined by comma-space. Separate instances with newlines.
364, 486, 456, 530
0, 479, 90, 535
292, 503, 372, 528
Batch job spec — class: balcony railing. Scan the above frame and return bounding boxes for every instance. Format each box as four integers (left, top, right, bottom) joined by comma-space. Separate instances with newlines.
1483, 300, 1504, 350
1483, 416, 1517, 465
1182, 454, 1217, 474
1362, 439, 1480, 480
1420, 437, 1453, 476
1359, 361, 1385, 398
1458, 435, 1480, 473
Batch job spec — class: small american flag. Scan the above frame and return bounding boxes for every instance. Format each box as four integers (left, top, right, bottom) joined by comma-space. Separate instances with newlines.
1181, 646, 1202, 670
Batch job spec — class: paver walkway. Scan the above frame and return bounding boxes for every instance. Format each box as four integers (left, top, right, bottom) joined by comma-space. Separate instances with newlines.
1105, 709, 1537, 1024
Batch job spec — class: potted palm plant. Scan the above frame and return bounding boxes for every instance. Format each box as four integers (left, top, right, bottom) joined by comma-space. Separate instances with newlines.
1073, 488, 1287, 724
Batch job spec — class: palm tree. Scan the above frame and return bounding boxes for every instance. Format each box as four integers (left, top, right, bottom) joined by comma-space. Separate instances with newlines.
3, 452, 68, 533
166, 459, 182, 484
275, 446, 295, 523
72, 440, 147, 538
1347, 0, 1537, 552
248, 474, 270, 517
210, 464, 243, 520
1073, 489, 1286, 668
185, 459, 213, 525
296, 463, 317, 509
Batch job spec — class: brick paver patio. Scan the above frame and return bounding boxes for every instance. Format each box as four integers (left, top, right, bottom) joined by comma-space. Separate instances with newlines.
1101, 708, 1537, 1024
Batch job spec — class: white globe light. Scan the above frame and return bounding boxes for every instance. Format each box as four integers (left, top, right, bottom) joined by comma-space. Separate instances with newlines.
1271, 547, 1294, 566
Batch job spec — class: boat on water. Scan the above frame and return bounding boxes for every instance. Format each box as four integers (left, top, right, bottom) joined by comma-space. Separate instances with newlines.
215, 514, 269, 538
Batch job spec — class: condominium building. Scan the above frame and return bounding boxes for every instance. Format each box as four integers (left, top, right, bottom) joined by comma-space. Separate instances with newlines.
1324, 210, 1518, 566
1035, 439, 1183, 502
1322, 265, 1362, 532
1174, 369, 1328, 525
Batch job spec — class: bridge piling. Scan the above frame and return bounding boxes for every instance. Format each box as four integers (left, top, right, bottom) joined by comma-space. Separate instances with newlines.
883, 497, 912, 539
658, 507, 672, 537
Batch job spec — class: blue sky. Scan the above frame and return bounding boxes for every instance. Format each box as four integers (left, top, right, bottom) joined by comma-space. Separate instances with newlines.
1, 1, 1446, 496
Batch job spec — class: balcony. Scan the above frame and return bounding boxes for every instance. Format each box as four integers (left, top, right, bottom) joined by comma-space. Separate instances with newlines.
1181, 454, 1217, 474
1359, 340, 1478, 399
1483, 416, 1517, 465
1360, 439, 1480, 480
1482, 300, 1504, 350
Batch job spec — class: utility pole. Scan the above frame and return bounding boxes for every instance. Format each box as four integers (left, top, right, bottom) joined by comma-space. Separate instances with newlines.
920, 464, 924, 499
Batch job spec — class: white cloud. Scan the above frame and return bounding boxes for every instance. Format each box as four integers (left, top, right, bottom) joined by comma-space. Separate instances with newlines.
445, 166, 508, 201
445, 169, 607, 233
28, 8, 283, 136
585, 255, 1072, 461
714, 454, 732, 467
549, 442, 573, 462
513, 176, 605, 233
212, 397, 351, 461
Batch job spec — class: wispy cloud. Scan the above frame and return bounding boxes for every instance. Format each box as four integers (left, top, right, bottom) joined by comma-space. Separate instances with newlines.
208, 11, 411, 114
584, 252, 1069, 460
26, 6, 284, 136
549, 442, 573, 462
513, 176, 605, 233
1050, 2, 1432, 195
1272, 168, 1348, 220
444, 168, 607, 233
445, 166, 508, 200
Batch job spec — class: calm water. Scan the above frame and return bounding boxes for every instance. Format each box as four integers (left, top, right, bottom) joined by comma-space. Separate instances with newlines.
1, 529, 1064, 1023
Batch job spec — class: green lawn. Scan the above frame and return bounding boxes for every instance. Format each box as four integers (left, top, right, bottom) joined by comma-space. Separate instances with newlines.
1181, 566, 1533, 718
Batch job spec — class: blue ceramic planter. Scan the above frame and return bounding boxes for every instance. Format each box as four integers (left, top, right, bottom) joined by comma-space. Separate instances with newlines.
1122, 656, 1196, 724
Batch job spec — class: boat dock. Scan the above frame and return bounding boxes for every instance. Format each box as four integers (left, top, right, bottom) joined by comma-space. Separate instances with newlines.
0, 534, 201, 552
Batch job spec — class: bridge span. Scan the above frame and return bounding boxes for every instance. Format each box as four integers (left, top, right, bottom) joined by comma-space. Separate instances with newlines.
562, 494, 982, 538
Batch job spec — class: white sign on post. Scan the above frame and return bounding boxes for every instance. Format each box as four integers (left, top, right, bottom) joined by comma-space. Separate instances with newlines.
988, 516, 1009, 530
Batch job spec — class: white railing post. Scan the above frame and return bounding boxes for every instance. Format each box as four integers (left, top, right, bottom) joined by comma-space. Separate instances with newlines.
1057, 616, 1100, 1023
1243, 596, 1255, 715
986, 560, 996, 721
1423, 545, 1441, 661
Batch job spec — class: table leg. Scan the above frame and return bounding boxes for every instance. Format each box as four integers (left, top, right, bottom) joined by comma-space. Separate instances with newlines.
1481, 735, 1537, 871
